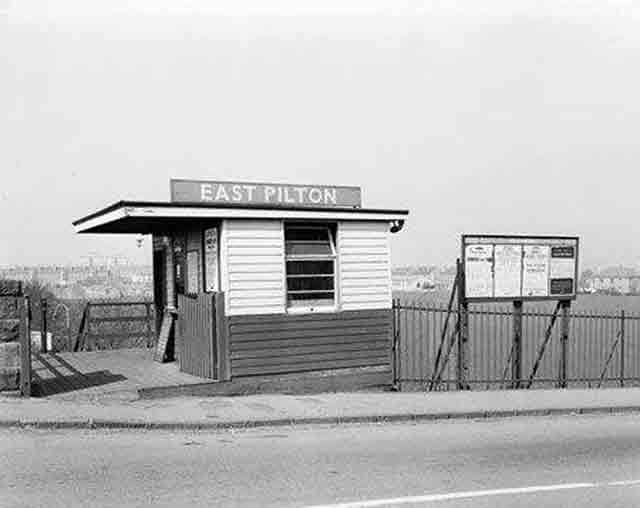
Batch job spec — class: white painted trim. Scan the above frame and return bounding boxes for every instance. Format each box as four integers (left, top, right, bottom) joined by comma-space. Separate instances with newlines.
74, 208, 129, 233
78, 205, 406, 231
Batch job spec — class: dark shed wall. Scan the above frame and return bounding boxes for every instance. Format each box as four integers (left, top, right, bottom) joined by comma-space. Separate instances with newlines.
227, 309, 392, 377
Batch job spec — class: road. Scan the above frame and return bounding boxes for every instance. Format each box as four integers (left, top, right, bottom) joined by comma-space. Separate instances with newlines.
2, 414, 640, 507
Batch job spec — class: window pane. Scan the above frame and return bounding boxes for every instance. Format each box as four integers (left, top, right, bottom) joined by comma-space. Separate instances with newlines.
287, 276, 334, 292
287, 292, 334, 307
285, 227, 333, 256
286, 242, 333, 256
285, 228, 329, 242
286, 260, 334, 276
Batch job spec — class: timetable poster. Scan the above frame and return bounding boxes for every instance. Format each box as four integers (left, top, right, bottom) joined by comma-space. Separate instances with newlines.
204, 228, 219, 292
522, 245, 550, 297
550, 246, 576, 279
464, 244, 494, 298
186, 250, 199, 294
493, 244, 523, 298
549, 245, 576, 295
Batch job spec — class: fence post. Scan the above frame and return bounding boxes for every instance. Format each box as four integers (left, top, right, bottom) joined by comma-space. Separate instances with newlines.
559, 301, 570, 388
391, 299, 398, 388
40, 298, 48, 353
620, 310, 625, 388
512, 301, 523, 389
145, 302, 154, 348
86, 303, 92, 351
19, 296, 31, 397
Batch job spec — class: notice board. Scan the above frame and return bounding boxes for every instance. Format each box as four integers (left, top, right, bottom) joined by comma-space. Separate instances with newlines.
462, 235, 579, 302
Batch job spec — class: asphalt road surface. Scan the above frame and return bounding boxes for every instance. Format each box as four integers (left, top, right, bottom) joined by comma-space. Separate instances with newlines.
2, 414, 640, 507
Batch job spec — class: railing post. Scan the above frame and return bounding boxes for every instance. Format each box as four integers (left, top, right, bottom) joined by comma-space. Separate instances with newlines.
391, 298, 397, 388
512, 301, 523, 389
40, 298, 48, 353
620, 310, 625, 388
19, 296, 31, 397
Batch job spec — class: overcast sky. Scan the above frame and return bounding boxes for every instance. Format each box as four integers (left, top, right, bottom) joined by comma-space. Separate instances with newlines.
2, 1, 640, 268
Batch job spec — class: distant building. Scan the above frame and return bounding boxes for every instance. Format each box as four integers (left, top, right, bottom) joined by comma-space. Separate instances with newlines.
583, 266, 640, 295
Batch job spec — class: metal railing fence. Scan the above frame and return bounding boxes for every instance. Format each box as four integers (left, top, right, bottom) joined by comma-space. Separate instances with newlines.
393, 300, 640, 391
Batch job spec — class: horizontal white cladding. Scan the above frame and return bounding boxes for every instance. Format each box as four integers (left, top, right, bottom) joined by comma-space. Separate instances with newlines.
341, 279, 390, 288
229, 272, 284, 281
227, 238, 283, 247
221, 220, 286, 316
193, 218, 396, 316
338, 221, 392, 311
229, 280, 284, 291
74, 205, 406, 233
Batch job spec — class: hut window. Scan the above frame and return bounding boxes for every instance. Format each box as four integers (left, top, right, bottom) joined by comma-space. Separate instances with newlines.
284, 224, 336, 310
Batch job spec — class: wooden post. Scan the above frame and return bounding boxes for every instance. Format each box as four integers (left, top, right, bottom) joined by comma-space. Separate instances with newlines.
620, 309, 625, 388
214, 292, 230, 381
145, 302, 153, 348
430, 260, 459, 391
40, 298, 48, 353
456, 265, 469, 390
512, 300, 523, 389
85, 303, 92, 351
19, 296, 31, 397
559, 300, 570, 388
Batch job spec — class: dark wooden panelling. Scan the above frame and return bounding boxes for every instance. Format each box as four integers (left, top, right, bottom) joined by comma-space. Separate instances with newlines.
231, 323, 391, 339
231, 334, 389, 351
177, 294, 216, 379
230, 341, 390, 360
228, 309, 392, 377
233, 357, 389, 377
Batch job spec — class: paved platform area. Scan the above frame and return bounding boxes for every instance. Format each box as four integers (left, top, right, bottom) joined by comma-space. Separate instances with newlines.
30, 348, 208, 401
2, 387, 640, 430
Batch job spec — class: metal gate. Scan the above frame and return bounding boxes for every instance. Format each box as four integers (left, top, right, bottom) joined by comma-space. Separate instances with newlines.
176, 293, 217, 379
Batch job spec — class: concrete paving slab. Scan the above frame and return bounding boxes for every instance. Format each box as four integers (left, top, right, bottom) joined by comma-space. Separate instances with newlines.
2, 387, 640, 430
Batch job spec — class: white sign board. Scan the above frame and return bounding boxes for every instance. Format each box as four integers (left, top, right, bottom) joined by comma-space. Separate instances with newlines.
186, 250, 199, 294
204, 227, 219, 292
462, 236, 579, 302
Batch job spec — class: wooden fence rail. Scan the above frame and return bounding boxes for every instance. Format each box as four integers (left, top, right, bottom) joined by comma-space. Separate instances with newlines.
74, 301, 154, 352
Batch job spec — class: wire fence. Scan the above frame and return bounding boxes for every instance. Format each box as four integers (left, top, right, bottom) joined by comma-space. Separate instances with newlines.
393, 299, 640, 391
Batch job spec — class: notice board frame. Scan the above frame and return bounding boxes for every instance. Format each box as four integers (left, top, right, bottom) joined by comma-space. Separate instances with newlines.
460, 234, 580, 304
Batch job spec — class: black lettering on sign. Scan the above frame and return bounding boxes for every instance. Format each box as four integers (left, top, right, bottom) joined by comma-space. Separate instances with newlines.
550, 278, 574, 295
551, 246, 575, 258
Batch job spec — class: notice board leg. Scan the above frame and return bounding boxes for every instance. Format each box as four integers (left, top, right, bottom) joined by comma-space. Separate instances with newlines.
559, 301, 570, 388
457, 302, 469, 390
512, 300, 523, 389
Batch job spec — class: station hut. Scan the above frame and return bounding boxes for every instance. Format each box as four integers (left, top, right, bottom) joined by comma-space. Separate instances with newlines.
73, 179, 409, 384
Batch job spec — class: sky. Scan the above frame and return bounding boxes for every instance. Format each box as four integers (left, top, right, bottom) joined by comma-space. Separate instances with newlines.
2, 1, 640, 268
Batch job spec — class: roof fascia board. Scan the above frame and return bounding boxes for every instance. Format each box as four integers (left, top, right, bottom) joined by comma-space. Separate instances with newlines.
128, 205, 406, 222
74, 207, 129, 233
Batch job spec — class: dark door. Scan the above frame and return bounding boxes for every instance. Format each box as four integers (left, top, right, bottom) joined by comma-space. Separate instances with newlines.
153, 249, 166, 337
176, 293, 217, 379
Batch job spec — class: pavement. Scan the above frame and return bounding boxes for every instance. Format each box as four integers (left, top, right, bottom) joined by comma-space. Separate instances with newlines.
2, 386, 640, 430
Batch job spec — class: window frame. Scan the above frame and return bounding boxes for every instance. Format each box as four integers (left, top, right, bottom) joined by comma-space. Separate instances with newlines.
284, 223, 338, 314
